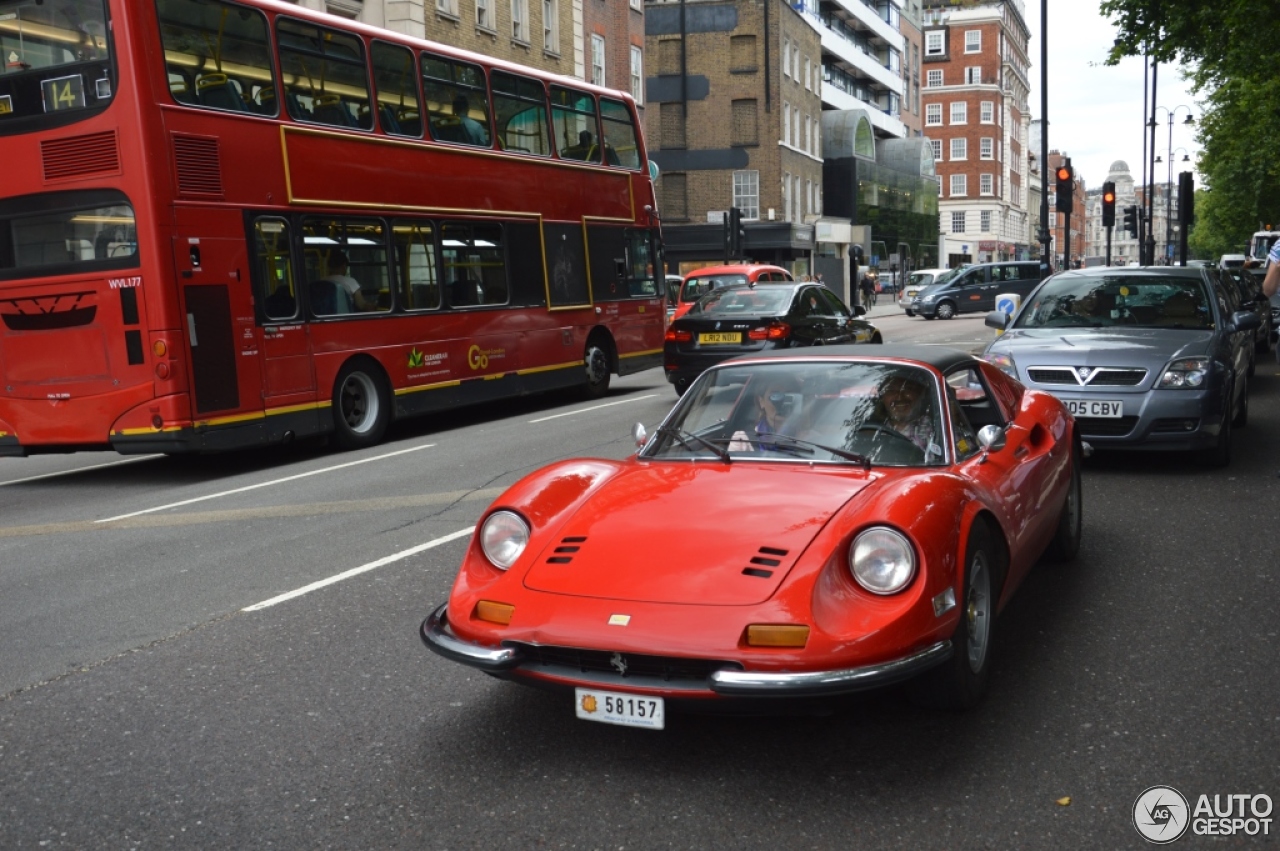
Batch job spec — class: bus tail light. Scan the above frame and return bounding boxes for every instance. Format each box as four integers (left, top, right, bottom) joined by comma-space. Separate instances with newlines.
152, 340, 168, 358
665, 328, 692, 343
748, 323, 790, 341
155, 362, 171, 379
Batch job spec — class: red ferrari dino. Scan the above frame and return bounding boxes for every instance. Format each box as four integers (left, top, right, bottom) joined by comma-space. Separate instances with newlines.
422, 344, 1082, 729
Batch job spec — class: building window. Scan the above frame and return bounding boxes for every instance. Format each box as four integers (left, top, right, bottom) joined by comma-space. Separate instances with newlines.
805, 179, 812, 217
783, 102, 791, 145
925, 30, 944, 57
590, 34, 605, 85
437, 0, 458, 16
630, 46, 643, 104
926, 69, 943, 87
950, 174, 967, 197
660, 102, 685, 149
792, 49, 799, 80
813, 63, 821, 91
929, 138, 942, 161
980, 173, 994, 195
731, 35, 757, 72
965, 66, 981, 84
950, 137, 966, 160
803, 113, 810, 152
544, 0, 559, 50
663, 174, 687, 221
980, 101, 994, 123
731, 99, 758, 146
950, 102, 966, 124
981, 210, 992, 231
783, 172, 791, 222
630, 0, 641, 8
512, 0, 528, 42
811, 116, 819, 156
804, 57, 811, 90
734, 170, 759, 219
965, 30, 981, 53
980, 137, 993, 159
951, 210, 966, 232
793, 175, 801, 221
477, 0, 493, 29
783, 40, 791, 77
925, 103, 942, 125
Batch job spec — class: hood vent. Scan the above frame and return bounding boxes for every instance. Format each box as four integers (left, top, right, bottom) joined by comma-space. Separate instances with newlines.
42, 131, 120, 182
742, 545, 789, 578
172, 133, 224, 197
546, 536, 586, 565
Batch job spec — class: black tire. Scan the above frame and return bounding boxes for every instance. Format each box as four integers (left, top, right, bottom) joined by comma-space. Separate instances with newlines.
923, 314, 937, 321
1232, 382, 1249, 428
1043, 439, 1082, 563
905, 309, 915, 317
332, 360, 390, 450
909, 523, 998, 711
1198, 411, 1232, 468
935, 301, 957, 320
673, 377, 691, 397
583, 339, 612, 399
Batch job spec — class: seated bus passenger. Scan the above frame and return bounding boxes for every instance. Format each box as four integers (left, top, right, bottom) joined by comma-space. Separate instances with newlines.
316, 250, 377, 313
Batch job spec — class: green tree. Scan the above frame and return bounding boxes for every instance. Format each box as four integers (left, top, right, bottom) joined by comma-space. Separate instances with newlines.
1100, 0, 1280, 253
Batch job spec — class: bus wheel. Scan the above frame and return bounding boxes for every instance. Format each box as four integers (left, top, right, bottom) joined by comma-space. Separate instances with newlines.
583, 339, 612, 399
332, 360, 390, 450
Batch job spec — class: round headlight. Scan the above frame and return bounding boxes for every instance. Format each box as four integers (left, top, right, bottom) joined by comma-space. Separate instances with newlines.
480, 510, 530, 570
849, 527, 916, 595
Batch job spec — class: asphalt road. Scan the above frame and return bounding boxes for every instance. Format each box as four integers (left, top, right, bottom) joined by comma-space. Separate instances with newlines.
1, 325, 1277, 849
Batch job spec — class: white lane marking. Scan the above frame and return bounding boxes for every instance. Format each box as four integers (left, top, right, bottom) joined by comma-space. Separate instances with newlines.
95, 443, 436, 523
0, 455, 161, 487
242, 526, 473, 612
529, 393, 659, 423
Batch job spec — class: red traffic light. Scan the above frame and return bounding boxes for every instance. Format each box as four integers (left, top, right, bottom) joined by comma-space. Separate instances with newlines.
1056, 165, 1072, 181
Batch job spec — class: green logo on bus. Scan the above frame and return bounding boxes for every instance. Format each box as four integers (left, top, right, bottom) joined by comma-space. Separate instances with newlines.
407, 348, 425, 368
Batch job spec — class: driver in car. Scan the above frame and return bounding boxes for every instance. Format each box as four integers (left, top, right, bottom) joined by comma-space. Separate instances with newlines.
873, 373, 937, 452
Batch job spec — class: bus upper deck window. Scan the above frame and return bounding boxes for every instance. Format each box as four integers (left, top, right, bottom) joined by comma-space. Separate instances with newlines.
157, 0, 275, 115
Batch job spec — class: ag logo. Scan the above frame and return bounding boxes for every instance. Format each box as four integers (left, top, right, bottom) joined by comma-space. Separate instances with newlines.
1133, 785, 1190, 844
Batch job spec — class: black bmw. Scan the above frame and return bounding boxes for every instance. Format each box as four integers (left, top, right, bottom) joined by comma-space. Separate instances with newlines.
663, 281, 882, 395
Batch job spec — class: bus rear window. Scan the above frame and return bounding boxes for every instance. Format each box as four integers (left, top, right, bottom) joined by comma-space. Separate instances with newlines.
0, 189, 136, 280
0, 0, 113, 131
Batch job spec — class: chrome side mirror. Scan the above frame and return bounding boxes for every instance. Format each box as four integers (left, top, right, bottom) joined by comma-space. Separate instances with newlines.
632, 422, 648, 449
976, 424, 1006, 452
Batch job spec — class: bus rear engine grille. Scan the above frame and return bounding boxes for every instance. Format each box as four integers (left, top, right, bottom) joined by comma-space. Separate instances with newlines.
42, 131, 121, 182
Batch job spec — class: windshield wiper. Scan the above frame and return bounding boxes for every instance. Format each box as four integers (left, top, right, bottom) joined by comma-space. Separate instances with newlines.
741, 432, 872, 469
656, 425, 731, 463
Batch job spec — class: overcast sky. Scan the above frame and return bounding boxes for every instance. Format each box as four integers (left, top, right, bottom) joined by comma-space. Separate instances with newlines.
1022, 0, 1201, 191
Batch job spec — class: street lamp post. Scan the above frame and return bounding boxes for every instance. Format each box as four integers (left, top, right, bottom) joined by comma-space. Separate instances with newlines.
1149, 105, 1195, 264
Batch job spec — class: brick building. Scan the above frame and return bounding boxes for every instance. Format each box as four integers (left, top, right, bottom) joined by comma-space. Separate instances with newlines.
645, 0, 826, 273
921, 0, 1033, 267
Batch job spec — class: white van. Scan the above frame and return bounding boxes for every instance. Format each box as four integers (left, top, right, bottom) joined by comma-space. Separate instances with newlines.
898, 268, 953, 315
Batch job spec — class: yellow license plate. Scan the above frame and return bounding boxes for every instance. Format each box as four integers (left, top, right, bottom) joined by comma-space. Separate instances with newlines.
698, 332, 741, 344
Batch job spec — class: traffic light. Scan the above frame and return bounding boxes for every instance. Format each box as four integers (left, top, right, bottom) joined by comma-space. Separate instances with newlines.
726, 206, 746, 258
1122, 204, 1138, 238
1055, 159, 1074, 214
1101, 181, 1116, 228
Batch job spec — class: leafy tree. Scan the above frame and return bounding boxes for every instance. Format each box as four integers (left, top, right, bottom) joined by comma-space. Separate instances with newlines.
1100, 0, 1280, 254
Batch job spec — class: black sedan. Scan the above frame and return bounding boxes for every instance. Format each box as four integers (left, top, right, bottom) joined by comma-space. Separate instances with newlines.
663, 282, 881, 394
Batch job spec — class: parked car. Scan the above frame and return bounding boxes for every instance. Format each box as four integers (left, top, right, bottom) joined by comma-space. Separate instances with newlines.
912, 260, 1048, 319
663, 281, 880, 395
421, 344, 1083, 724
1219, 266, 1273, 356
670, 264, 792, 322
984, 266, 1260, 466
898, 268, 956, 315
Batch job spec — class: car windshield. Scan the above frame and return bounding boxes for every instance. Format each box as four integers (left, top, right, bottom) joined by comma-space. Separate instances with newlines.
681, 274, 747, 302
693, 286, 791, 316
1014, 274, 1215, 330
642, 361, 947, 467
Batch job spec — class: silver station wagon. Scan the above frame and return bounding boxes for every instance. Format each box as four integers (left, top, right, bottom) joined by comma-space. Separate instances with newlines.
982, 266, 1260, 467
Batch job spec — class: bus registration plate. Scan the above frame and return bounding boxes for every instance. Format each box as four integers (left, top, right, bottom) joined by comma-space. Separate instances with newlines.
574, 688, 664, 729
1060, 398, 1123, 418
698, 332, 741, 345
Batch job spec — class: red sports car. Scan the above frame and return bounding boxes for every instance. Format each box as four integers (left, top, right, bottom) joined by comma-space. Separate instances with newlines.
421, 344, 1082, 729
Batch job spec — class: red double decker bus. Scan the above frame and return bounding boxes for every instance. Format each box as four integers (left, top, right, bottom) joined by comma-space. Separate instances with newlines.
0, 0, 664, 456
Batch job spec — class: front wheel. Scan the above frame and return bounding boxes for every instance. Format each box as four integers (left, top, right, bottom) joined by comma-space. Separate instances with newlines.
904, 309, 915, 317
935, 301, 957, 320
1197, 412, 1232, 468
332, 361, 390, 450
909, 524, 998, 711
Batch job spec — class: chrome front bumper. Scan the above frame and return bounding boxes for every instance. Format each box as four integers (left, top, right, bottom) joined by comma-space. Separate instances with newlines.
421, 603, 953, 698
